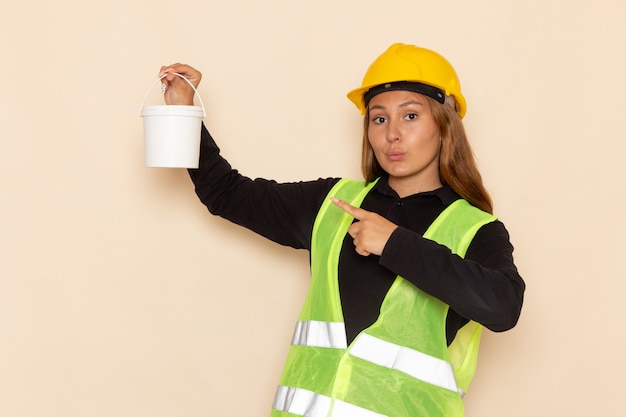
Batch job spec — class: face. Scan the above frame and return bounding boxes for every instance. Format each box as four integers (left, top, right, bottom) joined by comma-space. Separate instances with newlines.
367, 90, 442, 196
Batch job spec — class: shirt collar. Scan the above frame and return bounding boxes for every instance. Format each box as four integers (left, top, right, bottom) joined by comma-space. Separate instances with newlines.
372, 175, 460, 206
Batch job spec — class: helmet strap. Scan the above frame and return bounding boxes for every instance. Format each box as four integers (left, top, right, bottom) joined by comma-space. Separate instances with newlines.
363, 81, 446, 108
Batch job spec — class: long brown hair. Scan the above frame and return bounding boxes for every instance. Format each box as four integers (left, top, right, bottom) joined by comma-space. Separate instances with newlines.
361, 96, 493, 214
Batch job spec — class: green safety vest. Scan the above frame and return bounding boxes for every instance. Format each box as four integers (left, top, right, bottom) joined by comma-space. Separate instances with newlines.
271, 178, 497, 417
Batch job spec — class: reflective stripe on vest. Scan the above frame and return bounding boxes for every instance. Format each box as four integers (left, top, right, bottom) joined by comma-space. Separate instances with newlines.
288, 323, 460, 394
273, 386, 387, 417
350, 333, 460, 394
292, 320, 348, 349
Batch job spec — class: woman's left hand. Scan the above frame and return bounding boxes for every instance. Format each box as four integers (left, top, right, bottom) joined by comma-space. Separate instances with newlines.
331, 197, 398, 257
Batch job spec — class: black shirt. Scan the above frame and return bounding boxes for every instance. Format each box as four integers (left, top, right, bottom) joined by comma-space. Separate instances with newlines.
189, 125, 525, 345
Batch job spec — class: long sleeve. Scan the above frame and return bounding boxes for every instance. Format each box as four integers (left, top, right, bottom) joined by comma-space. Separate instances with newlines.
379, 221, 525, 332
187, 124, 338, 249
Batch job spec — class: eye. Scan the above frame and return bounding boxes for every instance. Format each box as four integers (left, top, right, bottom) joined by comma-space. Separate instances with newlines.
372, 116, 386, 124
405, 113, 418, 121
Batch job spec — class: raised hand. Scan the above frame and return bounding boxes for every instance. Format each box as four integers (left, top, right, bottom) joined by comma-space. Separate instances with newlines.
158, 63, 202, 106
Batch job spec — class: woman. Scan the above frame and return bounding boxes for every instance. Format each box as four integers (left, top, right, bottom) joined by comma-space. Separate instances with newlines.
159, 43, 525, 417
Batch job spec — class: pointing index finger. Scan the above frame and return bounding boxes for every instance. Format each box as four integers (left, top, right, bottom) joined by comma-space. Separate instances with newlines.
331, 197, 364, 220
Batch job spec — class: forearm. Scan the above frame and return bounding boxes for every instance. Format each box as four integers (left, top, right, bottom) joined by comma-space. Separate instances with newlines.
187, 124, 338, 249
187, 124, 257, 220
379, 222, 525, 331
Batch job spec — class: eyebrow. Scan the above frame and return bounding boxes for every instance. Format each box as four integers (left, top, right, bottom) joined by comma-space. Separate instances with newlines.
369, 100, 426, 111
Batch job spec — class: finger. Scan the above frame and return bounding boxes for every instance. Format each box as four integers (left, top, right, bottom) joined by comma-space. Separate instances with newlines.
346, 221, 360, 239
330, 197, 366, 220
158, 64, 179, 79
159, 64, 197, 82
164, 66, 187, 83
163, 64, 202, 87
352, 239, 370, 257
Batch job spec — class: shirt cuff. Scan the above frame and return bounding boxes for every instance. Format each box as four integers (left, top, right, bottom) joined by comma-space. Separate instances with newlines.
381, 226, 422, 268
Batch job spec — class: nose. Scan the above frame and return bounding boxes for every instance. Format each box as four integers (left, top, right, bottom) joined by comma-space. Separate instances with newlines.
386, 118, 401, 142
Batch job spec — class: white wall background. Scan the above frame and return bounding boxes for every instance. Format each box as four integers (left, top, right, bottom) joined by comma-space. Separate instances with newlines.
2, 0, 624, 415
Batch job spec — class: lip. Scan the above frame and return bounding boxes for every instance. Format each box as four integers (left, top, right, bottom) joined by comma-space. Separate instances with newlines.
386, 150, 405, 161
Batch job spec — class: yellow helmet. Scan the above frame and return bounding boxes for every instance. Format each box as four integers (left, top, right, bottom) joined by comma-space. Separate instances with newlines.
347, 43, 467, 118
